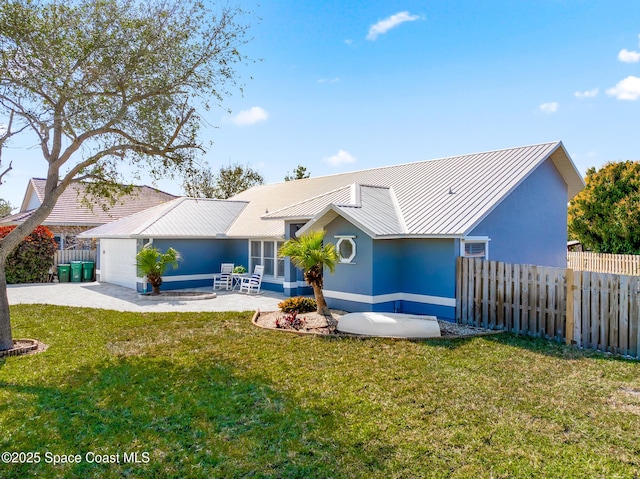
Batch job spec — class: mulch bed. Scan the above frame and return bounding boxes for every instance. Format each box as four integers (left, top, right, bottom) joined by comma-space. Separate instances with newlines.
253, 310, 502, 339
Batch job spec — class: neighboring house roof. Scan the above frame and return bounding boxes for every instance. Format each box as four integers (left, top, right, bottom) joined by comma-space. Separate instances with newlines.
228, 141, 584, 238
82, 141, 585, 240
2, 178, 176, 227
78, 197, 248, 238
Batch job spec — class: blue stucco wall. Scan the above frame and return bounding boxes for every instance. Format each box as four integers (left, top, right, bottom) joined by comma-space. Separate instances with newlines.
324, 217, 374, 296
323, 217, 457, 319
146, 238, 248, 290
283, 222, 313, 296
469, 157, 568, 267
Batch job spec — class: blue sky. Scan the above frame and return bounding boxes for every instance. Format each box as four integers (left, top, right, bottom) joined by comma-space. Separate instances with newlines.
3, 0, 640, 207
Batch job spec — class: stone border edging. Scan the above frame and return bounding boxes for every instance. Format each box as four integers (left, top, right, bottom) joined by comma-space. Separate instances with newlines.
137, 292, 217, 301
0, 339, 40, 357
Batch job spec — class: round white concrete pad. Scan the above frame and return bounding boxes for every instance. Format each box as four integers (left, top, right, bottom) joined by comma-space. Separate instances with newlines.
337, 312, 441, 338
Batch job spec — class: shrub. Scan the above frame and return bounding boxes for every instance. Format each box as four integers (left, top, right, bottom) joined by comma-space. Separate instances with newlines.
278, 296, 317, 313
275, 311, 306, 330
0, 226, 57, 284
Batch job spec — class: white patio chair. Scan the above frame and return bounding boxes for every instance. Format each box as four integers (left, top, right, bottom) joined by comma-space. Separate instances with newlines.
239, 265, 264, 294
213, 263, 234, 290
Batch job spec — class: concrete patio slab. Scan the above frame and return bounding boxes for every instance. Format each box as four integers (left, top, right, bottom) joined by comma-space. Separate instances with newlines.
7, 282, 286, 313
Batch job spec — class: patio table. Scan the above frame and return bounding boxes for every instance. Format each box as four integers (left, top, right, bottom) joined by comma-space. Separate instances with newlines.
231, 272, 250, 291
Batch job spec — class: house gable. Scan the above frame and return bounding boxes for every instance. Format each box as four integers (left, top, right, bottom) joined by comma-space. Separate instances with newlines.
468, 156, 568, 267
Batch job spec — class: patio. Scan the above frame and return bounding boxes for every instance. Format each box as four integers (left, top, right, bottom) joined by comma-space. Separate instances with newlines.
7, 281, 286, 313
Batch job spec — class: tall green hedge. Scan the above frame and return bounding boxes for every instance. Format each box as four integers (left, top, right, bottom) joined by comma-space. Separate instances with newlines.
0, 226, 57, 284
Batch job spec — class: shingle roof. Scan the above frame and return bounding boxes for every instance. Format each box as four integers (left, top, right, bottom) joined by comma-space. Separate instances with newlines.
78, 197, 248, 238
229, 141, 584, 238
3, 179, 176, 226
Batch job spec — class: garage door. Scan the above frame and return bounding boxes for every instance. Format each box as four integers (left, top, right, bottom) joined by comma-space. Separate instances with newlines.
100, 238, 138, 289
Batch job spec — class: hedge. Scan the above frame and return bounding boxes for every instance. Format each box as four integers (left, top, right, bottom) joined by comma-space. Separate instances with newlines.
0, 226, 57, 284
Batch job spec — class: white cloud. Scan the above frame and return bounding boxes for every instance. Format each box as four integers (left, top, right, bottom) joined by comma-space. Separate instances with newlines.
231, 106, 269, 126
606, 76, 640, 100
366, 11, 420, 41
318, 77, 340, 84
324, 149, 357, 166
574, 88, 599, 99
618, 48, 640, 63
539, 102, 559, 114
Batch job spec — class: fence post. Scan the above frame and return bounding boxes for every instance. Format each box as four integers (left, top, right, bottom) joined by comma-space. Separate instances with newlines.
565, 268, 576, 345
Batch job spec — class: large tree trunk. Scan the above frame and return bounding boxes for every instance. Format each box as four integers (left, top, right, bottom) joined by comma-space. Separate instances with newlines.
0, 170, 63, 350
0, 261, 13, 350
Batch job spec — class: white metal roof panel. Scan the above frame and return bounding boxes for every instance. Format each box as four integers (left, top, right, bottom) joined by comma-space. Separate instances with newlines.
334, 186, 404, 237
262, 185, 352, 220
79, 197, 248, 238
229, 141, 584, 238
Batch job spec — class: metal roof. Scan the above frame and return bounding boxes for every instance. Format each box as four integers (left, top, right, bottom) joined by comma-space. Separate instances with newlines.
78, 141, 585, 241
262, 185, 353, 220
79, 197, 248, 238
298, 185, 405, 237
229, 141, 584, 238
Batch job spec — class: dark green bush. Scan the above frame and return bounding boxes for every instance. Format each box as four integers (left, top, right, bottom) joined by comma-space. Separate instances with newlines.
0, 226, 56, 284
278, 296, 317, 313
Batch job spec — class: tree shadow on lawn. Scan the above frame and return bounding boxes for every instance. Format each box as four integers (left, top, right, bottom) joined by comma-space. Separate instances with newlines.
0, 356, 371, 479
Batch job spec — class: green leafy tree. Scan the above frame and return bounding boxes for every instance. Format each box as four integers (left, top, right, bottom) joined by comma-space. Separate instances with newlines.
278, 231, 338, 322
0, 0, 251, 350
183, 163, 264, 198
0, 199, 12, 218
135, 246, 181, 295
284, 165, 310, 181
568, 161, 640, 254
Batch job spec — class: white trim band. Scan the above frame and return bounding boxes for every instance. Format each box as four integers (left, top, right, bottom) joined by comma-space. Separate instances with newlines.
283, 280, 309, 289
323, 290, 456, 308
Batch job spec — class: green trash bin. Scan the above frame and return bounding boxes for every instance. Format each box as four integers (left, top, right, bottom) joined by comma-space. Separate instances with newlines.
82, 261, 95, 282
70, 261, 83, 282
57, 264, 71, 283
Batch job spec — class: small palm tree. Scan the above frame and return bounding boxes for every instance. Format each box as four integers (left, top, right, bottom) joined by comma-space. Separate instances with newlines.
135, 245, 181, 295
278, 230, 338, 319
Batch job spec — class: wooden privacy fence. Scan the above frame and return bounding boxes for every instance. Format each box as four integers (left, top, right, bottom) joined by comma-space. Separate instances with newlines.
568, 251, 640, 275
54, 249, 96, 267
456, 257, 640, 359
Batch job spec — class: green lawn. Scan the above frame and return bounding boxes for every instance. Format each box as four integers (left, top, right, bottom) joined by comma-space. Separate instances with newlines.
1, 305, 639, 478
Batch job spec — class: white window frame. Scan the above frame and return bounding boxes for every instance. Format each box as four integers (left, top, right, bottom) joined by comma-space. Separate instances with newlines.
249, 240, 285, 278
460, 237, 490, 260
335, 235, 356, 264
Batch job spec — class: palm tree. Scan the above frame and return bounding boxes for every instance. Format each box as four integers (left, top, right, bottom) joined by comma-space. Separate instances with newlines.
278, 230, 338, 320
135, 245, 181, 295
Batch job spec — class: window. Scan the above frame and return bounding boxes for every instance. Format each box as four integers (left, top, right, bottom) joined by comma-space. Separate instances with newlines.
250, 241, 262, 271
250, 240, 285, 278
461, 237, 489, 260
264, 241, 275, 276
277, 241, 285, 277
335, 235, 356, 264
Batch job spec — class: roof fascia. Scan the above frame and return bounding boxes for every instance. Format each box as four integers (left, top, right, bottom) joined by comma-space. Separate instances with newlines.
19, 179, 39, 212
297, 204, 379, 239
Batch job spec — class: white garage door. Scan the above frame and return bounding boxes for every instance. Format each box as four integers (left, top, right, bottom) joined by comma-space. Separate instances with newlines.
100, 238, 138, 289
